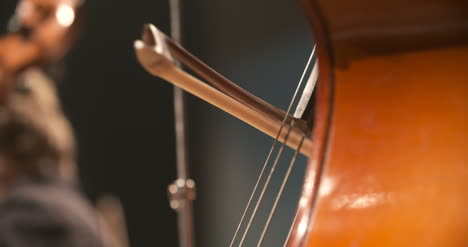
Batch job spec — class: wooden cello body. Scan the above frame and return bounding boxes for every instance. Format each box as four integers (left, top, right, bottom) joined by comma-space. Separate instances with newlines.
288, 0, 468, 246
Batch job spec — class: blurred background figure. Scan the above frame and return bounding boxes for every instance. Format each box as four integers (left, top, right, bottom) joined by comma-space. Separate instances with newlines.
0, 1, 127, 246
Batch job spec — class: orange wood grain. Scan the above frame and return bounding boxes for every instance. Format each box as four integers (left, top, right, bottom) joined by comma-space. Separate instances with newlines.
305, 46, 468, 247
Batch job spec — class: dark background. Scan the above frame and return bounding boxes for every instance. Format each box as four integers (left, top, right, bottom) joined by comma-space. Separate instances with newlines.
1, 1, 312, 246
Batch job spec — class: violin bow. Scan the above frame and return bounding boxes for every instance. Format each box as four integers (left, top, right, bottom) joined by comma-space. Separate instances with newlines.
134, 24, 314, 157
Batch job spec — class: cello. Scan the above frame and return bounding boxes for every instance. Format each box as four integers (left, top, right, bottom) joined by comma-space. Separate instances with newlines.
135, 0, 468, 246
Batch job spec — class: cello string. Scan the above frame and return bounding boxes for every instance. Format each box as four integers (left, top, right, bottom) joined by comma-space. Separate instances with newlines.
283, 204, 301, 247
237, 121, 296, 247
256, 132, 306, 247
228, 47, 316, 247
237, 47, 316, 246
228, 128, 284, 247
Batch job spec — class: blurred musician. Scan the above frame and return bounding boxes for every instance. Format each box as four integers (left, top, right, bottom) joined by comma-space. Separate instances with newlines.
0, 1, 127, 246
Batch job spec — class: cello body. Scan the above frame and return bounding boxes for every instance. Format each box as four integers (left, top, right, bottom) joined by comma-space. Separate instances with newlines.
288, 0, 468, 246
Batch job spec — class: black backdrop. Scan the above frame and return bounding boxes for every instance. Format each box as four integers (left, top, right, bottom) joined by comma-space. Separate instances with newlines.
1, 1, 312, 246
61, 1, 176, 246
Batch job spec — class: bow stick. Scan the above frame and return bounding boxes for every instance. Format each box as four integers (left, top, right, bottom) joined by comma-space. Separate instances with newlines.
134, 24, 313, 157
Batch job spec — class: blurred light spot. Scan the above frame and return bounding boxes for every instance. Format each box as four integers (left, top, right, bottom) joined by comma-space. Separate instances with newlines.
56, 4, 75, 27
349, 193, 382, 209
332, 192, 391, 210
297, 216, 308, 237
17, 1, 33, 19
170, 200, 180, 210
319, 177, 336, 196
168, 184, 177, 194
176, 178, 185, 187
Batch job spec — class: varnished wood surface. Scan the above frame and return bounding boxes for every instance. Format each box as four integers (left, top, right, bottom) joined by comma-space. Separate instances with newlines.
288, 0, 468, 246
317, 0, 468, 66
306, 46, 468, 247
